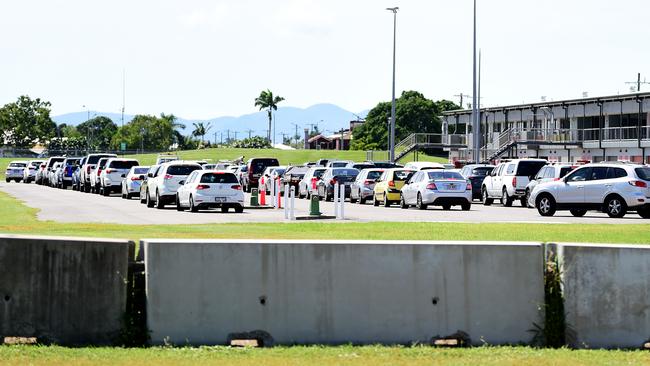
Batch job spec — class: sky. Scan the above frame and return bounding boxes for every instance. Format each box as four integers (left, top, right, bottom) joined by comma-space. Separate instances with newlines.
0, 0, 648, 119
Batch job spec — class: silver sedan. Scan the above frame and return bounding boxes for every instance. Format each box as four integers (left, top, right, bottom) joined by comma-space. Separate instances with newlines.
400, 170, 472, 210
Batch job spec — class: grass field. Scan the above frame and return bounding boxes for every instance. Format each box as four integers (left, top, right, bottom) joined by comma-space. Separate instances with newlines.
1, 345, 649, 366
0, 147, 447, 181
0, 189, 648, 244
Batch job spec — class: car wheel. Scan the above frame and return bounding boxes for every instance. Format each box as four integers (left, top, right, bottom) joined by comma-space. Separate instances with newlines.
122, 186, 127, 199
102, 185, 110, 196
350, 193, 357, 204
234, 205, 244, 213
383, 193, 390, 207
175, 195, 184, 211
520, 198, 527, 207
221, 206, 229, 213
155, 191, 165, 209
501, 188, 513, 207
5, 179, 9, 183
482, 188, 493, 206
146, 190, 155, 208
326, 192, 332, 202
373, 193, 379, 206
189, 195, 198, 212
638, 207, 650, 219
570, 209, 587, 217
536, 194, 556, 217
359, 193, 366, 205
442, 204, 451, 210
416, 193, 427, 210
605, 195, 626, 218
400, 194, 408, 209
461, 202, 471, 211
524, 189, 531, 207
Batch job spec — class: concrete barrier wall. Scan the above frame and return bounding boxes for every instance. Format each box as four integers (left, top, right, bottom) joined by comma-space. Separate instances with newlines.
0, 234, 133, 345
561, 243, 650, 349
144, 240, 544, 346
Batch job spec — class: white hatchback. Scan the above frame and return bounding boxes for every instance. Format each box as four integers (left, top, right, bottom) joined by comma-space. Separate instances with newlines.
529, 163, 650, 218
176, 170, 245, 213
99, 158, 140, 196
121, 166, 150, 199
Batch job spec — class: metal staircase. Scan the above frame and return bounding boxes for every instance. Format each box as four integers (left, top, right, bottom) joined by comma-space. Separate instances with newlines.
393, 133, 468, 162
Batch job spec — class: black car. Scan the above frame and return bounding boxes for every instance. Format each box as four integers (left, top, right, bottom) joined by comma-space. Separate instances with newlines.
459, 164, 495, 199
371, 161, 403, 169
317, 168, 360, 201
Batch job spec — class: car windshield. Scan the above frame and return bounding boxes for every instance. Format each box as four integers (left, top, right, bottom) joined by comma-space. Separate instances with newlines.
331, 162, 349, 168
97, 159, 109, 168
273, 168, 286, 175
428, 171, 465, 180
110, 160, 139, 169
65, 159, 80, 165
366, 171, 383, 180
287, 167, 308, 174
200, 173, 238, 184
134, 167, 149, 174
87, 155, 114, 164
393, 170, 414, 180
472, 167, 493, 176
516, 161, 547, 178
167, 165, 202, 176
239, 166, 248, 172
251, 160, 278, 174
332, 168, 359, 176
9, 162, 27, 168
635, 167, 650, 181
313, 169, 326, 178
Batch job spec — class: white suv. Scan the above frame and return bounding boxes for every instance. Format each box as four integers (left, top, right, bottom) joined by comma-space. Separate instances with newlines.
144, 161, 202, 209
482, 159, 547, 207
529, 163, 650, 218
176, 170, 244, 213
98, 158, 140, 196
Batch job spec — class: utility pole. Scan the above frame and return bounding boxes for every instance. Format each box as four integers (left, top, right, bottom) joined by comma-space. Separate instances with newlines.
121, 69, 125, 128
386, 6, 399, 163
233, 131, 238, 141
291, 123, 300, 148
213, 132, 218, 146
471, 0, 480, 163
226, 129, 230, 143
220, 132, 223, 145
280, 132, 289, 145
454, 93, 471, 109
245, 129, 254, 139
626, 73, 650, 92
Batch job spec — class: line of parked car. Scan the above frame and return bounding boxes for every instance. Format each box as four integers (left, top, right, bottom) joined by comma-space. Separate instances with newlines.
5, 155, 650, 219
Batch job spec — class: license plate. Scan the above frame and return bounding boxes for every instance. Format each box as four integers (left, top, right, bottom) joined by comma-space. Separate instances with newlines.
447, 184, 457, 190
214, 197, 225, 202
344, 182, 351, 186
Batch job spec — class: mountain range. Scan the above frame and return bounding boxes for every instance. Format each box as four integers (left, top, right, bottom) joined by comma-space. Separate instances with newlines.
53, 104, 370, 142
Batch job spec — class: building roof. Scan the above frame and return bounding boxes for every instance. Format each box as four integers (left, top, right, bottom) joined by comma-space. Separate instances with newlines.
307, 134, 332, 143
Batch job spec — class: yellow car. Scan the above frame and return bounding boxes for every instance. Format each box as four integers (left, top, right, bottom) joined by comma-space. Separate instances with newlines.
373, 168, 415, 207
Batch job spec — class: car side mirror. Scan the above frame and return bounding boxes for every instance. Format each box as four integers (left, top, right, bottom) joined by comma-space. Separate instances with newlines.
147, 173, 153, 178
178, 181, 184, 185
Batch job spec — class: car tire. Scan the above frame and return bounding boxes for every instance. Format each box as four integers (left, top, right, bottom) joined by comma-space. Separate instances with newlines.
140, 191, 146, 204
221, 206, 229, 213
400, 195, 408, 209
122, 186, 127, 199
102, 185, 110, 196
524, 189, 531, 207
638, 207, 650, 219
501, 188, 513, 207
155, 191, 165, 209
536, 194, 556, 217
570, 209, 587, 217
189, 195, 198, 212
373, 194, 379, 206
482, 188, 493, 206
146, 190, 155, 208
359, 194, 366, 205
234, 205, 244, 213
325, 192, 332, 202
175, 195, 184, 211
350, 194, 357, 204
520, 198, 527, 207
416, 193, 427, 210
5, 179, 9, 183
604, 195, 626, 218
383, 193, 391, 207
461, 202, 471, 211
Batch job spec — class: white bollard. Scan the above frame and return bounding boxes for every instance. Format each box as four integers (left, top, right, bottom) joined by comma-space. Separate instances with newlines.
339, 183, 345, 220
290, 186, 296, 221
284, 184, 290, 219
333, 182, 339, 218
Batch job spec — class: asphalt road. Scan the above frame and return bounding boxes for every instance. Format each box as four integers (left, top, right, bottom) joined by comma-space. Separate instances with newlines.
1, 181, 648, 225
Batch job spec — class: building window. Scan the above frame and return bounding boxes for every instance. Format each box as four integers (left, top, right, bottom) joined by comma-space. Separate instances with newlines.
560, 118, 570, 129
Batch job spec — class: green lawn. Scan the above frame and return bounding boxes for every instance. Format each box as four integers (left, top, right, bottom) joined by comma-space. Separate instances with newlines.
0, 147, 447, 180
1, 345, 648, 366
0, 190, 648, 244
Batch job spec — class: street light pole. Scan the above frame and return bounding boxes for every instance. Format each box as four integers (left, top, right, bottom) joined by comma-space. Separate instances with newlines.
471, 0, 480, 163
387, 7, 398, 163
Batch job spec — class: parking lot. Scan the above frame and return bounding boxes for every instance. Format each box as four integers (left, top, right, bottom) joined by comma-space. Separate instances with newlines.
1, 181, 646, 225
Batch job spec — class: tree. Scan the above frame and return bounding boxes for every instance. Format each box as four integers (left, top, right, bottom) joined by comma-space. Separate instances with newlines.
0, 95, 56, 148
77, 116, 118, 150
351, 91, 460, 150
231, 136, 271, 149
161, 113, 187, 149
110, 115, 174, 151
254, 89, 284, 143
191, 122, 212, 148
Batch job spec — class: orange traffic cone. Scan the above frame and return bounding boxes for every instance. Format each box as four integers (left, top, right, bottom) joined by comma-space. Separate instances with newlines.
259, 177, 266, 205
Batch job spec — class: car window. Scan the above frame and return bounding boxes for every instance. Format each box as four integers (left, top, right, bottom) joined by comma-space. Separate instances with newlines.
496, 164, 505, 176
591, 167, 608, 180
472, 167, 493, 176
97, 159, 109, 168
559, 167, 574, 178
535, 167, 547, 179
506, 164, 516, 175
427, 171, 465, 180
110, 160, 139, 169
635, 167, 650, 180
367, 170, 383, 180
332, 168, 359, 176
200, 172, 238, 184
516, 161, 547, 177
153, 166, 162, 177
9, 162, 27, 168
134, 167, 148, 175
167, 165, 202, 176
393, 170, 414, 181
567, 168, 591, 182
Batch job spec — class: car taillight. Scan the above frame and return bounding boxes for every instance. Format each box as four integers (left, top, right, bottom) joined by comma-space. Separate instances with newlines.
97, 169, 103, 175
231, 185, 242, 190
426, 183, 437, 190
196, 184, 210, 190
388, 180, 395, 187
512, 177, 517, 186
329, 179, 337, 185
553, 178, 561, 181
164, 174, 173, 180
86, 166, 92, 174
466, 183, 472, 190
131, 176, 141, 181
105, 169, 113, 174
629, 180, 648, 188
364, 179, 373, 186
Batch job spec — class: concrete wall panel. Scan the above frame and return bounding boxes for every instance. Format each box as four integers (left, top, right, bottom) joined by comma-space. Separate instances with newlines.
0, 235, 133, 345
562, 244, 650, 348
144, 240, 544, 346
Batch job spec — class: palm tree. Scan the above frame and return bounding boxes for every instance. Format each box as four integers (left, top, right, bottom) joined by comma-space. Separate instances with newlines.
192, 122, 212, 148
254, 89, 285, 143
161, 113, 186, 148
